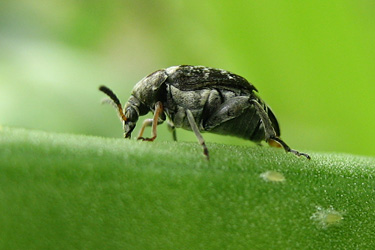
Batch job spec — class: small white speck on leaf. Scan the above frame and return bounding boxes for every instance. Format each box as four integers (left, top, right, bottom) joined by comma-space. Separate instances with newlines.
311, 206, 344, 229
260, 171, 286, 182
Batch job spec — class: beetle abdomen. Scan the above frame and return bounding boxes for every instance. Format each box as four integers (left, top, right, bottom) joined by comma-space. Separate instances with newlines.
165, 83, 267, 141
207, 105, 264, 141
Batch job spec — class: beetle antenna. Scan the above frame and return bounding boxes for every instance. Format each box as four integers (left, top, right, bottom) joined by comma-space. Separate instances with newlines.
99, 85, 127, 122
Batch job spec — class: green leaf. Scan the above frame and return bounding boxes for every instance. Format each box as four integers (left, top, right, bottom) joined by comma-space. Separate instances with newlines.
1, 127, 374, 249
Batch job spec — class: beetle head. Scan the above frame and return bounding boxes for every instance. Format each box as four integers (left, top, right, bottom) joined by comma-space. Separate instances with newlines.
123, 120, 135, 138
123, 103, 139, 138
100, 86, 143, 139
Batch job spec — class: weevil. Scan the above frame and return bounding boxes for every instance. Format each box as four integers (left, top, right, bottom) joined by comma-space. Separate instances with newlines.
99, 65, 310, 160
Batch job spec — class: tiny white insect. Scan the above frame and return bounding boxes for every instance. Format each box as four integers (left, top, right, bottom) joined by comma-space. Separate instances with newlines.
310, 206, 344, 229
260, 170, 286, 182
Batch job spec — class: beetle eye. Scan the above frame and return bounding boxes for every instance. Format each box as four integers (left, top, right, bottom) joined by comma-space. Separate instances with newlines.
125, 106, 139, 122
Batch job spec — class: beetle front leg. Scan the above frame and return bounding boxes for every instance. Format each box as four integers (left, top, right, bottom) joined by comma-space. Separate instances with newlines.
137, 118, 153, 139
251, 100, 310, 160
137, 101, 164, 142
186, 109, 209, 160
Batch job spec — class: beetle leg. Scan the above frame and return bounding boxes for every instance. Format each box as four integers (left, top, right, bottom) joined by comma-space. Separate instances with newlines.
167, 120, 177, 141
268, 136, 311, 160
137, 101, 164, 142
251, 100, 310, 160
186, 109, 209, 160
137, 119, 153, 139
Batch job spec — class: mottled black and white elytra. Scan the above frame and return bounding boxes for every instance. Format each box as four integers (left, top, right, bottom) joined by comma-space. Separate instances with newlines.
99, 65, 310, 160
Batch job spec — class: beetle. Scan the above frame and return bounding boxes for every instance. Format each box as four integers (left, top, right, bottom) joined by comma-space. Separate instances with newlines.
99, 65, 310, 160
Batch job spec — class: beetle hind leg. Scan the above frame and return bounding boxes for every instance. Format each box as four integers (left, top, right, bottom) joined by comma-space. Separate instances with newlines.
268, 136, 311, 160
251, 99, 310, 160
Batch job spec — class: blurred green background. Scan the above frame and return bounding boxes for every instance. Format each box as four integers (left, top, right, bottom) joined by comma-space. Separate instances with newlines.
1, 0, 375, 156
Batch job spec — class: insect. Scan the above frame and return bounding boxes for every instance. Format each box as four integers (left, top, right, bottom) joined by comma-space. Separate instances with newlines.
99, 65, 310, 160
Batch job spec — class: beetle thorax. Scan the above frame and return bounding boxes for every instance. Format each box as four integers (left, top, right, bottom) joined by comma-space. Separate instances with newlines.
131, 69, 168, 108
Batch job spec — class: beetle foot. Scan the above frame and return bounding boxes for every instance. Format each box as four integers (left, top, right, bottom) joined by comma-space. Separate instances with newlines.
137, 136, 156, 142
203, 144, 209, 160
289, 149, 311, 160
269, 136, 311, 160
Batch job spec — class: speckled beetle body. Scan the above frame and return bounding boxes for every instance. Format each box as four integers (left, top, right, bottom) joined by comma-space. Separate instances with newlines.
99, 65, 310, 160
